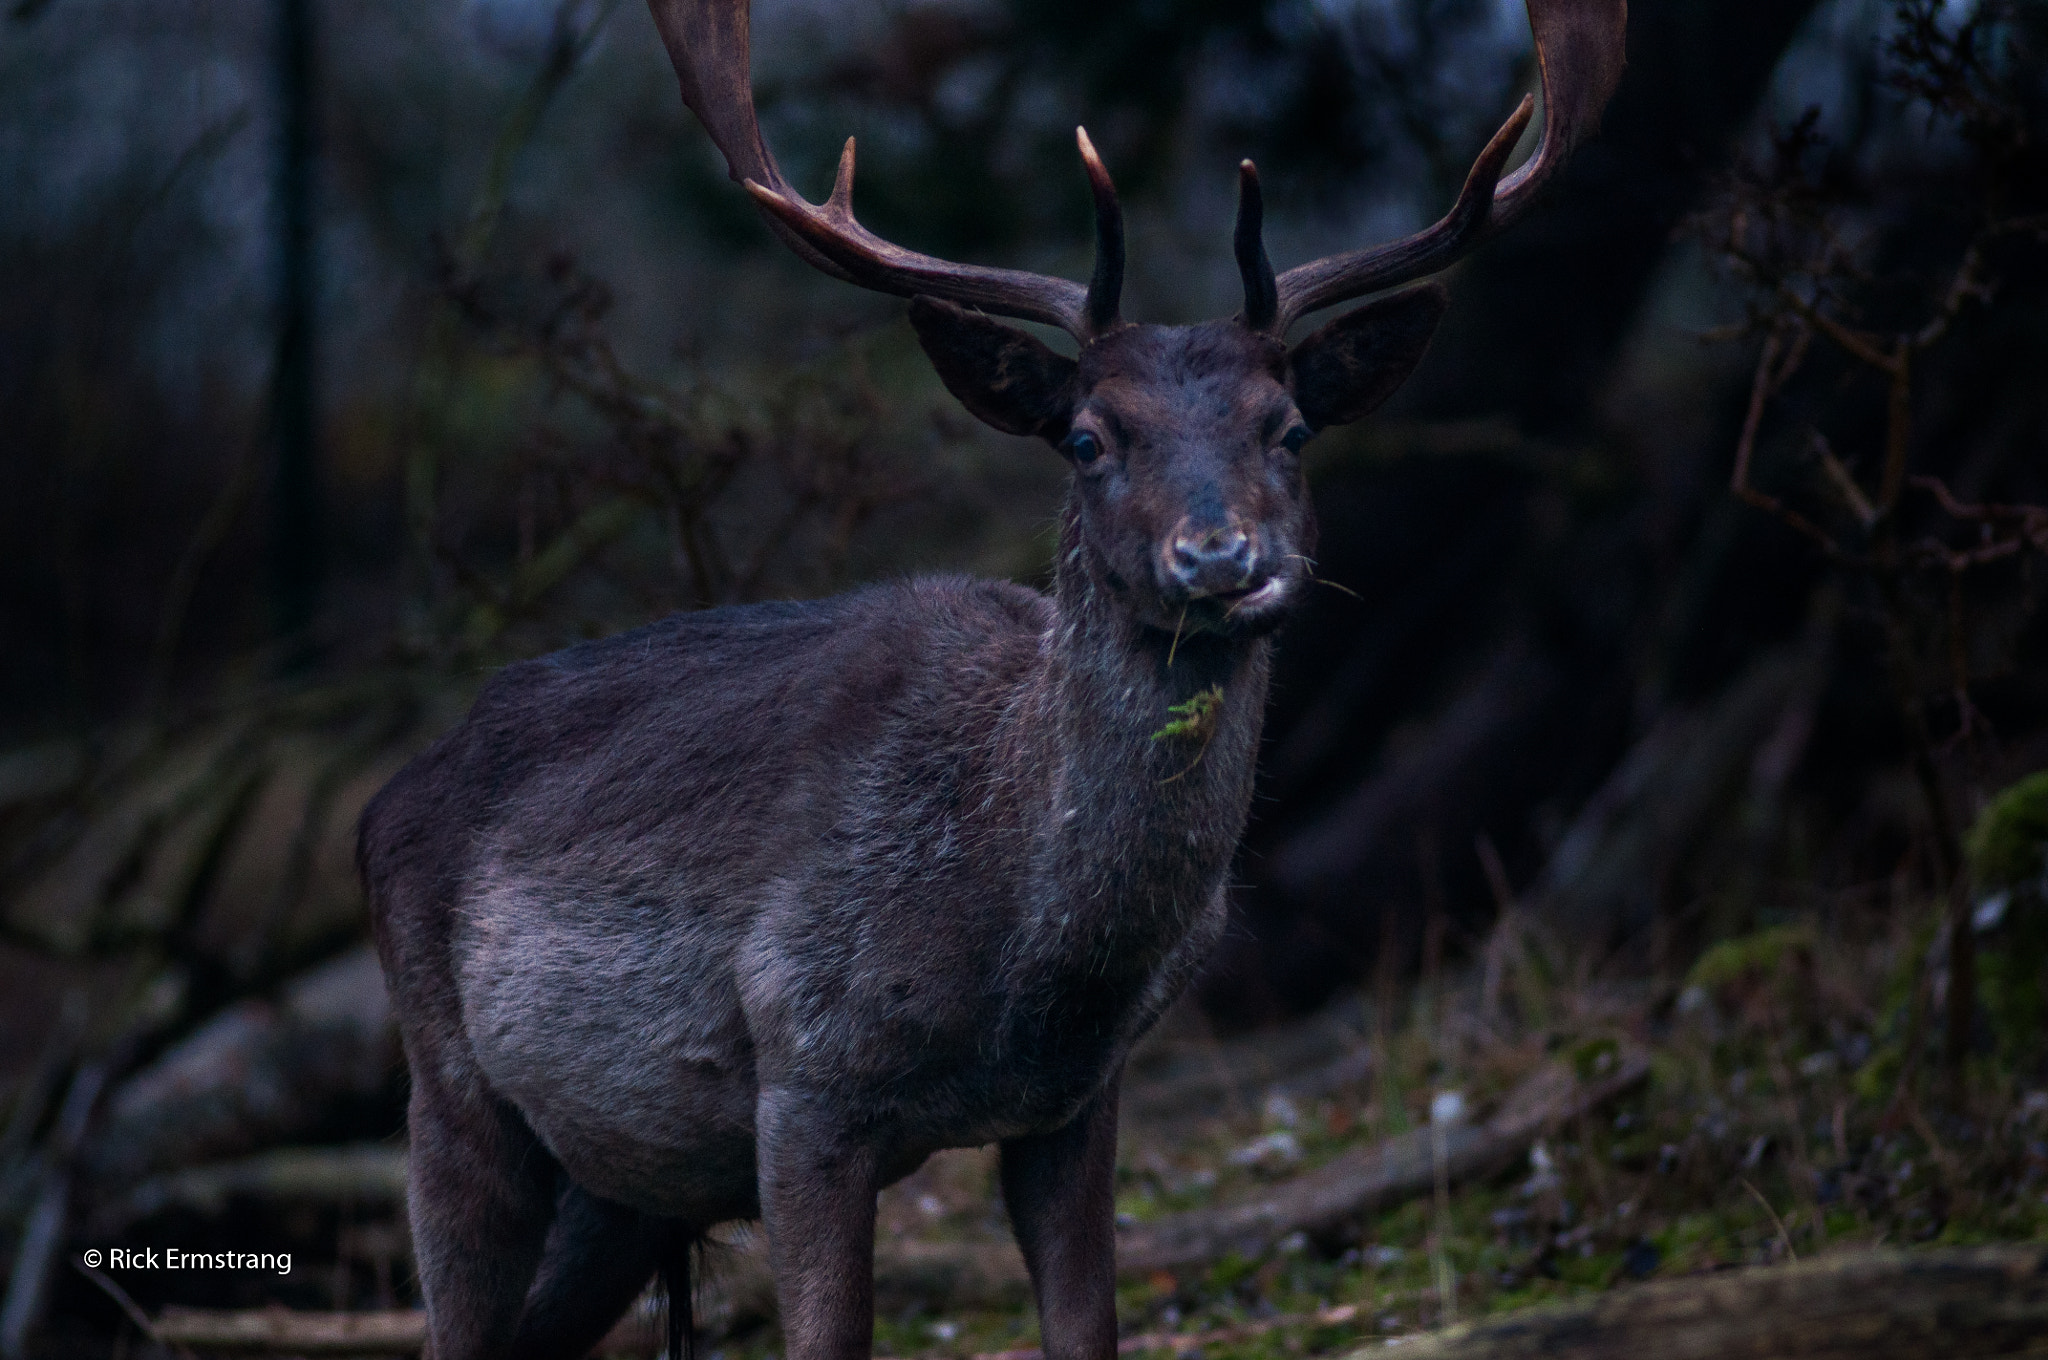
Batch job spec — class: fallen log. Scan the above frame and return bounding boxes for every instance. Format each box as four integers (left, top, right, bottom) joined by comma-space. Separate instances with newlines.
1116, 1046, 1651, 1276
92, 1143, 408, 1235
870, 1045, 1651, 1301
151, 1294, 687, 1356
1362, 1244, 2048, 1360
155, 1305, 424, 1355
1528, 641, 1828, 948
82, 945, 400, 1188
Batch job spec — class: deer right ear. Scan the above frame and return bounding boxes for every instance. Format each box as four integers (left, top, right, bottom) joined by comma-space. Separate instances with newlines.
909, 296, 1078, 442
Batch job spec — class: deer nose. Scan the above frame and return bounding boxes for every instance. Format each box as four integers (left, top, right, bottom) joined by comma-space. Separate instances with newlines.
1165, 520, 1256, 597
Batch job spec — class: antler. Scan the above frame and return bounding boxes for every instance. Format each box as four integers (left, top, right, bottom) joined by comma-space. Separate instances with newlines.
1247, 0, 1627, 334
646, 0, 1124, 340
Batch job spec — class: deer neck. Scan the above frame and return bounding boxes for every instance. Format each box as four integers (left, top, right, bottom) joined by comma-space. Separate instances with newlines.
1023, 499, 1270, 971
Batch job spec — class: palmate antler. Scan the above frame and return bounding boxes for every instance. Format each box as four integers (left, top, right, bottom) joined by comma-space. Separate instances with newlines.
646, 0, 1123, 338
1248, 0, 1628, 334
647, 0, 1625, 340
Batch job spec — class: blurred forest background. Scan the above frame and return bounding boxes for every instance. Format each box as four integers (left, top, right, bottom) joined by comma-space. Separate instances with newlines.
1, 0, 2046, 1354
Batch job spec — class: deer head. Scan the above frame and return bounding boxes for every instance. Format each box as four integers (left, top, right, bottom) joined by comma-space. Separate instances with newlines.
648, 0, 1625, 637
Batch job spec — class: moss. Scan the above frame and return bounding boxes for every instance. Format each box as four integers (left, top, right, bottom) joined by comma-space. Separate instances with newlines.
1685, 925, 1822, 1040
1967, 769, 2048, 890
1205, 1252, 1260, 1292
1686, 924, 1816, 993
1965, 772, 2048, 1065
1569, 1036, 1622, 1082
1981, 933, 2048, 1068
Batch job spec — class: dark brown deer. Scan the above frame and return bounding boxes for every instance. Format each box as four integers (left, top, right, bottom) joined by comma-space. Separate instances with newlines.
358, 3, 1624, 1357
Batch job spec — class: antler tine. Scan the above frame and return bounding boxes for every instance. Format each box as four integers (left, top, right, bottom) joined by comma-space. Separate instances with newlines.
1266, 99, 1531, 333
1266, 0, 1625, 334
1491, 0, 1630, 229
647, 0, 1112, 340
1235, 160, 1278, 331
645, 0, 840, 278
1077, 128, 1126, 334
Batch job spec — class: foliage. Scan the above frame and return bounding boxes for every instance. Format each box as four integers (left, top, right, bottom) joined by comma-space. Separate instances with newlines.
1967, 769, 2048, 891
1964, 769, 2048, 1070
1151, 687, 1226, 744
783, 905, 2048, 1360
1685, 923, 1815, 1000
1694, 0, 2048, 1096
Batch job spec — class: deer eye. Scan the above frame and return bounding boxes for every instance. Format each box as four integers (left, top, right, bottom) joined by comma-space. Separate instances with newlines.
1063, 430, 1102, 465
1281, 424, 1312, 454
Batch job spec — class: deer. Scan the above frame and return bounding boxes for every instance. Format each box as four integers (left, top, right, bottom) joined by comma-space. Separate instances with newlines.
357, 2, 1625, 1357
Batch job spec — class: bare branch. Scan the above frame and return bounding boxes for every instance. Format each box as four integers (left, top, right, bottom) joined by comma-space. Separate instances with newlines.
1730, 329, 1844, 559
1809, 431, 1876, 529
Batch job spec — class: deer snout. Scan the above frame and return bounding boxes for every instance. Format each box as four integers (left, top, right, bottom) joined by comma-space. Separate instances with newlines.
1163, 517, 1258, 598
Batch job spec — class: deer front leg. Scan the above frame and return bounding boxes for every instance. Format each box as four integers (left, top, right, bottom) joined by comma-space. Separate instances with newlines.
1000, 1073, 1122, 1360
757, 1086, 883, 1360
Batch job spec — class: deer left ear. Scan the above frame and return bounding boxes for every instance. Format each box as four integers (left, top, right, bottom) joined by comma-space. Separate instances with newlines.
1287, 282, 1448, 430
909, 296, 1078, 442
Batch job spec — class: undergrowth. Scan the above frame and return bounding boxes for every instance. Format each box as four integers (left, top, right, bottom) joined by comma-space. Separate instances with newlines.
702, 888, 2048, 1360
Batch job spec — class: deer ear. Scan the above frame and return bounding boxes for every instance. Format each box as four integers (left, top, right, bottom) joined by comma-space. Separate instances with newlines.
1287, 282, 1448, 430
909, 296, 1078, 442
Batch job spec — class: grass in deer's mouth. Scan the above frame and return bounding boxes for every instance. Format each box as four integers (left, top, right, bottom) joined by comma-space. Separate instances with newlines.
1151, 687, 1224, 745
1150, 685, 1225, 784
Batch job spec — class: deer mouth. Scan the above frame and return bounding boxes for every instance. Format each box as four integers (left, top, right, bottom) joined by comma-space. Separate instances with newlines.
1184, 574, 1294, 634
1223, 578, 1288, 610
1215, 576, 1288, 615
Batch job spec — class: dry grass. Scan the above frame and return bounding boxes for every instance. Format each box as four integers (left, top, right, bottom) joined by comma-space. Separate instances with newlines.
741, 905, 2048, 1360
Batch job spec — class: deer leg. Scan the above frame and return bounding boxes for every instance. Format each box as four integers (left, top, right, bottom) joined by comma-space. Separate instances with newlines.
755, 1086, 882, 1360
404, 1046, 556, 1360
505, 1178, 668, 1360
999, 1073, 1122, 1360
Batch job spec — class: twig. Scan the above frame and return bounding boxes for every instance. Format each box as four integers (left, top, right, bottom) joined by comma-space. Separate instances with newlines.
1475, 835, 1518, 1024
145, 429, 264, 713
1730, 329, 1843, 559
1772, 279, 1899, 375
1740, 1177, 1797, 1262
1430, 1105, 1458, 1323
1877, 341, 1912, 513
71, 1261, 178, 1356
1285, 553, 1365, 602
1908, 474, 2048, 536
1808, 431, 1876, 529
0, 1060, 112, 1358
